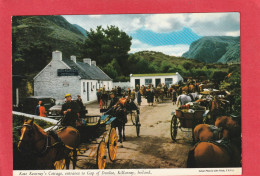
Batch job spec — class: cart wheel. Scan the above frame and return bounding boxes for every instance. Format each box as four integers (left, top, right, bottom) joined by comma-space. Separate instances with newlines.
96, 141, 107, 169
108, 128, 118, 161
171, 115, 178, 142
135, 114, 141, 137
54, 159, 65, 170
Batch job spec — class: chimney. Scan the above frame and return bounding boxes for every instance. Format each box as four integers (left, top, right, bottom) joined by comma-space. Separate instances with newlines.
52, 51, 62, 61
83, 58, 91, 65
70, 55, 76, 63
91, 60, 96, 66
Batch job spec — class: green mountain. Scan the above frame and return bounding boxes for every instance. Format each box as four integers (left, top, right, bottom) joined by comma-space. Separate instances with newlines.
73, 24, 87, 36
182, 36, 240, 63
12, 15, 86, 59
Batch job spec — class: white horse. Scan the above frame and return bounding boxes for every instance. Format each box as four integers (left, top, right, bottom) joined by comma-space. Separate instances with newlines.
177, 94, 193, 106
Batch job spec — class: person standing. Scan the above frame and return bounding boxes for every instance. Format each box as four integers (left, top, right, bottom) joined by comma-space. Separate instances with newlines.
137, 90, 142, 106
35, 101, 42, 116
127, 88, 131, 96
130, 89, 136, 102
117, 86, 122, 96
172, 89, 177, 105
76, 95, 85, 118
97, 89, 101, 106
108, 92, 119, 108
39, 102, 47, 117
146, 88, 154, 106
61, 94, 80, 127
135, 84, 140, 92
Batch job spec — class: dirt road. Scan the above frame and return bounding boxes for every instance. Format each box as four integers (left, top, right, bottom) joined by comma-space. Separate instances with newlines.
76, 97, 193, 169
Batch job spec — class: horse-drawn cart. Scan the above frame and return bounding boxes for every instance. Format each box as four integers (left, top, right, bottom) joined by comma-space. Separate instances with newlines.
55, 114, 118, 169
170, 107, 209, 142
126, 101, 141, 137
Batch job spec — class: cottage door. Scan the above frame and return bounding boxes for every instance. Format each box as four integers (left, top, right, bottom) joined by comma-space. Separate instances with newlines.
155, 78, 161, 87
135, 79, 140, 87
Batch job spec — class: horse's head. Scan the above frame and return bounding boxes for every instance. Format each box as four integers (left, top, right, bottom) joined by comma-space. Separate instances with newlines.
215, 116, 240, 139
17, 118, 36, 153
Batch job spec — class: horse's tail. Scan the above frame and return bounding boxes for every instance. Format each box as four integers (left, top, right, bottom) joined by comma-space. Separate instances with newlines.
187, 146, 196, 168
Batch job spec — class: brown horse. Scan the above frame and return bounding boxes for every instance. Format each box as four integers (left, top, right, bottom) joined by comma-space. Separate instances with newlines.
189, 116, 241, 167
194, 116, 240, 142
188, 84, 195, 93
187, 141, 241, 167
18, 118, 80, 169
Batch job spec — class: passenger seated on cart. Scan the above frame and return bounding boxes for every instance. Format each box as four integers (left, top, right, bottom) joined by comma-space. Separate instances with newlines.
61, 94, 81, 128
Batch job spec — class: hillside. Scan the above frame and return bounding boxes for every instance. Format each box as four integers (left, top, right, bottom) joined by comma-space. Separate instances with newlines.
127, 51, 231, 81
12, 16, 86, 60
182, 36, 240, 63
73, 24, 87, 36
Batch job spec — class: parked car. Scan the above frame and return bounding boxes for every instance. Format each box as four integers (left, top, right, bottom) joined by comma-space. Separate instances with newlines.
18, 96, 56, 115
48, 99, 65, 119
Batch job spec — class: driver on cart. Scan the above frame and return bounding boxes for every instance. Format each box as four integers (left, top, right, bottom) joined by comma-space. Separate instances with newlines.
61, 94, 81, 128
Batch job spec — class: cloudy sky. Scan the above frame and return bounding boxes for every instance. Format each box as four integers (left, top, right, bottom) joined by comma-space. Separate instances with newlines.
63, 13, 240, 56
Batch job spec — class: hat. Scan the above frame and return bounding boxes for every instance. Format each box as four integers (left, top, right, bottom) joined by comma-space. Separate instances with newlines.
109, 92, 115, 95
65, 94, 71, 98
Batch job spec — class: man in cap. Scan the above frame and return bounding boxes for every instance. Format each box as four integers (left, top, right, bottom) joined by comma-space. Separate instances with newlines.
61, 94, 80, 127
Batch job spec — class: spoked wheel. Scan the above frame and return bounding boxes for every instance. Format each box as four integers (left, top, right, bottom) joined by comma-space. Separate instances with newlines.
170, 115, 178, 142
135, 114, 141, 137
96, 141, 107, 169
54, 159, 65, 170
108, 128, 118, 161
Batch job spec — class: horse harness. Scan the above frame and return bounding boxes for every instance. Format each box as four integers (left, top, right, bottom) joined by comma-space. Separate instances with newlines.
19, 123, 66, 158
209, 125, 224, 140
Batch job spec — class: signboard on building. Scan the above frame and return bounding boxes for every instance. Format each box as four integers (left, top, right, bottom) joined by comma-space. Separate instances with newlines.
57, 69, 78, 76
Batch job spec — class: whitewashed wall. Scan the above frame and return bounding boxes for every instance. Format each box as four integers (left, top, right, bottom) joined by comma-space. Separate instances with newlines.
112, 82, 131, 89
34, 59, 81, 101
130, 73, 183, 88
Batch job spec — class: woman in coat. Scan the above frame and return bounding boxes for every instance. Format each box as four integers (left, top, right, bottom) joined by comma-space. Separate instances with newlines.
39, 102, 47, 117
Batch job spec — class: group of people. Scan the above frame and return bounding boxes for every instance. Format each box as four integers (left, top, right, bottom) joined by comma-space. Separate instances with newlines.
35, 101, 47, 117
134, 83, 178, 106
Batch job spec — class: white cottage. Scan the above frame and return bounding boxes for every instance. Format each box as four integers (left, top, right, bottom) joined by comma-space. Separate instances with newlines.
34, 51, 112, 104
130, 73, 183, 88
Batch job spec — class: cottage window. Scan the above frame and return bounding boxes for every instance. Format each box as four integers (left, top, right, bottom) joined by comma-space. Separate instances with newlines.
83, 82, 86, 92
145, 79, 152, 86
165, 78, 173, 87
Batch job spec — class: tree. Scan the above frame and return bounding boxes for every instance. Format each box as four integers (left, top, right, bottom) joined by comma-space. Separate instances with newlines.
81, 25, 132, 71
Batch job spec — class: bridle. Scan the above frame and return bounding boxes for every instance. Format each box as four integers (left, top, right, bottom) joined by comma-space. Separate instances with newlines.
18, 123, 52, 157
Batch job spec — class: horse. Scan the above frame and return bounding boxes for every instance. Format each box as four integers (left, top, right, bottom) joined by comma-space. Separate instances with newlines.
177, 94, 193, 107
18, 118, 80, 169
111, 103, 127, 143
194, 116, 240, 143
154, 88, 164, 102
188, 84, 195, 93
187, 141, 241, 168
189, 116, 241, 168
208, 97, 230, 123
100, 91, 109, 109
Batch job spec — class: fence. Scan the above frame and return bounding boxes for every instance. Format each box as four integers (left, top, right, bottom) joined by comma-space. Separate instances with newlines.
12, 111, 59, 131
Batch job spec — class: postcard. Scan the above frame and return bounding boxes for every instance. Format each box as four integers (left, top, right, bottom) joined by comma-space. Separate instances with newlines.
11, 13, 242, 175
